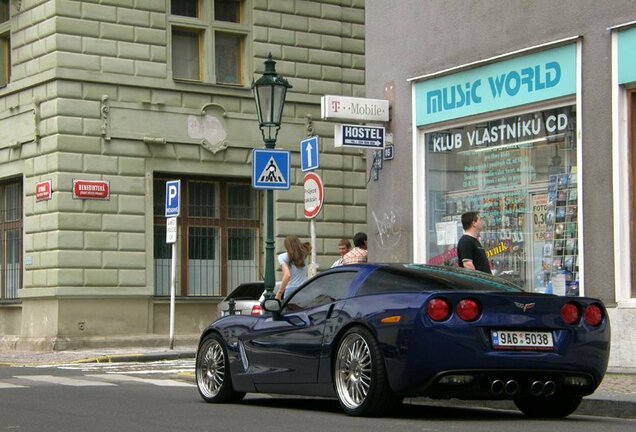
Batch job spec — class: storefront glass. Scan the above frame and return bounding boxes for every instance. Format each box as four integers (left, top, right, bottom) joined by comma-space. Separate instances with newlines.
425, 105, 579, 295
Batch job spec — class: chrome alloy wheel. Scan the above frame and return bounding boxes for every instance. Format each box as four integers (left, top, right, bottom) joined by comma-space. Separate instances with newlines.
197, 338, 226, 399
335, 333, 373, 409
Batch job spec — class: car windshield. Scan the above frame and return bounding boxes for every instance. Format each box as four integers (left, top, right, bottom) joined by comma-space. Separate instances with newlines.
225, 283, 264, 300
356, 264, 525, 296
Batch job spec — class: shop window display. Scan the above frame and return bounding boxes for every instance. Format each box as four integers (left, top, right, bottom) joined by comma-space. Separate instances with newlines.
425, 105, 578, 294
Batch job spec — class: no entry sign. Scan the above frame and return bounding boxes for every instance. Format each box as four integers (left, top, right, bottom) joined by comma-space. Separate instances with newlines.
303, 172, 324, 219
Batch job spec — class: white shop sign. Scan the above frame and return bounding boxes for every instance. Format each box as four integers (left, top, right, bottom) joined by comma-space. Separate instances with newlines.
321, 95, 389, 122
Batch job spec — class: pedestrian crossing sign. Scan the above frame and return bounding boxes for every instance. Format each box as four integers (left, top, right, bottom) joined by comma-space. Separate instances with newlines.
252, 149, 291, 190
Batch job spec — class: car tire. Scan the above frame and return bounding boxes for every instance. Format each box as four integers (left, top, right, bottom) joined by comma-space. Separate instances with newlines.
514, 394, 582, 418
334, 326, 402, 416
196, 333, 245, 403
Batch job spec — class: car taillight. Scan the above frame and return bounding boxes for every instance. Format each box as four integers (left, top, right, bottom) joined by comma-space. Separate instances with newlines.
584, 304, 603, 326
426, 298, 450, 321
251, 305, 263, 317
456, 299, 480, 321
560, 302, 580, 325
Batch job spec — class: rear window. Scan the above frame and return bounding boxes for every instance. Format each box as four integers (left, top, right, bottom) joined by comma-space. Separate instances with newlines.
356, 265, 524, 296
226, 283, 263, 300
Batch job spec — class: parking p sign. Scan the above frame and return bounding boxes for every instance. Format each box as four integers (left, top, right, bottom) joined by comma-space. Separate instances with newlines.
165, 180, 180, 217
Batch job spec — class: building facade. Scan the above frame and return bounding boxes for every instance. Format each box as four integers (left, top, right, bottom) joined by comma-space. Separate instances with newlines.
365, 0, 636, 369
0, 0, 366, 350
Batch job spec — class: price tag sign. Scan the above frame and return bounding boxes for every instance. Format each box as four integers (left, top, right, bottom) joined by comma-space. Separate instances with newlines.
532, 194, 547, 241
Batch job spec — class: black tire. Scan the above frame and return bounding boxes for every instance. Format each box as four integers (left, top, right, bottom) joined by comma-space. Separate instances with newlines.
196, 333, 245, 403
514, 394, 582, 418
333, 326, 402, 416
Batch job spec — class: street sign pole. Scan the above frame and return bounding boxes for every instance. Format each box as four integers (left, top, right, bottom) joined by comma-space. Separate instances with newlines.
169, 240, 176, 350
303, 172, 323, 278
166, 217, 178, 349
165, 181, 180, 350
309, 218, 317, 278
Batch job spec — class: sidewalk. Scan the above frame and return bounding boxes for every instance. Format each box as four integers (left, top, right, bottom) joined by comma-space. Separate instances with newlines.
0, 347, 634, 419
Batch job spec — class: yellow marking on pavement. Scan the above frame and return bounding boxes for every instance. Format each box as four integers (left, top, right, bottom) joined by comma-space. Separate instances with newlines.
71, 354, 145, 364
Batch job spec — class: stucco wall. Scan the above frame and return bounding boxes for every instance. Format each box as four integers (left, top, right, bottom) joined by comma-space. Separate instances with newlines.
0, 0, 368, 347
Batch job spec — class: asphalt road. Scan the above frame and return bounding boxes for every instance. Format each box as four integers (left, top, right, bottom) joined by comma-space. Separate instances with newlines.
0, 361, 634, 432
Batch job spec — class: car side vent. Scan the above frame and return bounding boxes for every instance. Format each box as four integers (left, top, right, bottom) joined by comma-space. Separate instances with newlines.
239, 340, 249, 371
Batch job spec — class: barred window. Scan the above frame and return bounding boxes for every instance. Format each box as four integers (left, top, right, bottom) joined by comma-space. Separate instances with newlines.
227, 183, 255, 219
169, 0, 248, 85
153, 176, 260, 297
0, 179, 22, 300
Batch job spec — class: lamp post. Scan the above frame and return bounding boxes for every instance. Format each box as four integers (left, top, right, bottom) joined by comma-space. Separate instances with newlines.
252, 53, 292, 300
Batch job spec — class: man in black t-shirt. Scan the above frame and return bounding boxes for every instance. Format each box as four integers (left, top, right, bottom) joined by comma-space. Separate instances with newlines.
457, 211, 492, 274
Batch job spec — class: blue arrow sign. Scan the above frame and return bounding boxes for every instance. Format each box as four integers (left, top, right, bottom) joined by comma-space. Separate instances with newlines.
252, 149, 291, 190
165, 180, 180, 218
300, 136, 319, 172
335, 124, 385, 149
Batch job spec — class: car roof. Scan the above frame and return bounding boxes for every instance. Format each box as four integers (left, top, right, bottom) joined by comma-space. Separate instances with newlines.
326, 263, 524, 292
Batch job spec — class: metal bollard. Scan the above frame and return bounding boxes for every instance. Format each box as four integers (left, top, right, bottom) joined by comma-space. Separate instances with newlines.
228, 298, 236, 315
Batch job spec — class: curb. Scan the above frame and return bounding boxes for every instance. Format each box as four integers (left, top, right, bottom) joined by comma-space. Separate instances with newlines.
71, 351, 196, 364
0, 351, 196, 368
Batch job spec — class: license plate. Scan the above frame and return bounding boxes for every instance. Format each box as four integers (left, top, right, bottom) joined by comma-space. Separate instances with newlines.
491, 330, 554, 350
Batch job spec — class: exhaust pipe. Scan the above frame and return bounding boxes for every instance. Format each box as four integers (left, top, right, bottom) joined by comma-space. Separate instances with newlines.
505, 380, 519, 395
530, 381, 545, 396
491, 379, 505, 395
543, 380, 556, 396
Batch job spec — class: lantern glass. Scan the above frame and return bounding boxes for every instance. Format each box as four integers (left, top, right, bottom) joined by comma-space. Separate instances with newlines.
252, 54, 291, 129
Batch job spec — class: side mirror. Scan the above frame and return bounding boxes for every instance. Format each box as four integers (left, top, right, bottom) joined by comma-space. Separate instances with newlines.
262, 298, 282, 319
262, 298, 281, 312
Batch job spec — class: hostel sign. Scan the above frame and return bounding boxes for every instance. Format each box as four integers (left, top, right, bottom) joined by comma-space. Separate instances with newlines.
335, 124, 385, 149
414, 44, 576, 126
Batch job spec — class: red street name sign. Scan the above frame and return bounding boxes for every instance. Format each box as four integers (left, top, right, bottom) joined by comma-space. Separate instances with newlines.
72, 179, 110, 200
35, 180, 52, 201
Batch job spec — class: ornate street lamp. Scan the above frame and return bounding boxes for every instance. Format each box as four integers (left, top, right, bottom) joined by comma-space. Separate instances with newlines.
252, 53, 292, 300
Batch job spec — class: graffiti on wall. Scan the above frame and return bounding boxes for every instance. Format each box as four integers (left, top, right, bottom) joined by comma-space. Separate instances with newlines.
372, 209, 402, 249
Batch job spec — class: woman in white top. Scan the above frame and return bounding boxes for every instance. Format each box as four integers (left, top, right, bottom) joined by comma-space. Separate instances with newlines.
275, 235, 312, 301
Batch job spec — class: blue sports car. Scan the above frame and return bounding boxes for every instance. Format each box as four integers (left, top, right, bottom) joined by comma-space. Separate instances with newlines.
195, 264, 610, 418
